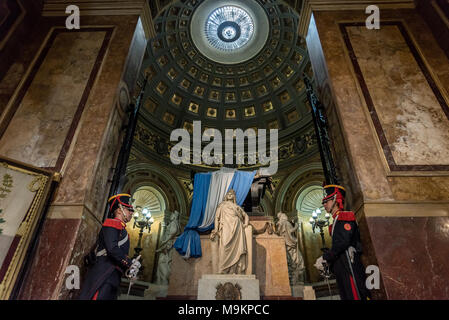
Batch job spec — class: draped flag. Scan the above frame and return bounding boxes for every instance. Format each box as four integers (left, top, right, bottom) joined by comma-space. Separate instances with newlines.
174, 168, 256, 258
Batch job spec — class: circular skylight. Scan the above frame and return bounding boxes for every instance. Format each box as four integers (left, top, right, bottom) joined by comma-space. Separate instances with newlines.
205, 6, 254, 51
190, 0, 269, 65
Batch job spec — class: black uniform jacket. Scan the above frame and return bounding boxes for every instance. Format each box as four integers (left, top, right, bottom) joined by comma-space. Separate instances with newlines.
323, 211, 361, 268
323, 211, 370, 300
78, 218, 132, 299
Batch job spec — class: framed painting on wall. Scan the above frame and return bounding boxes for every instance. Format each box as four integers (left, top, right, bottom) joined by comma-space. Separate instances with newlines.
0, 156, 55, 299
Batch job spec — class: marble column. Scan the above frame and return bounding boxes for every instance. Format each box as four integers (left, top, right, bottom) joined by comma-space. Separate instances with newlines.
305, 7, 449, 299
0, 14, 147, 299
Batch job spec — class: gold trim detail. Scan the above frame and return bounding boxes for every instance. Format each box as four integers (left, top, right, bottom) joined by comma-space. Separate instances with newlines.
108, 193, 131, 202
42, 0, 146, 16
298, 0, 416, 37
0, 158, 53, 300
358, 201, 449, 217
28, 175, 46, 193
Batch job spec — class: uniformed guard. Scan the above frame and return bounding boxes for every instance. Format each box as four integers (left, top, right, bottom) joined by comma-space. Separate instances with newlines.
318, 185, 370, 300
79, 193, 140, 300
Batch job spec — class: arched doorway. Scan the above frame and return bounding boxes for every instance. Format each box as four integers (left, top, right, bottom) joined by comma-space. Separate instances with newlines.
126, 186, 168, 283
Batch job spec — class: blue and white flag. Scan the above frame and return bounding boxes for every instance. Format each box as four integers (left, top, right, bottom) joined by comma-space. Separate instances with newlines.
174, 168, 256, 258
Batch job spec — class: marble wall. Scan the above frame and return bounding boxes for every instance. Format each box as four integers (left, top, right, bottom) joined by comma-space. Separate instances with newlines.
306, 7, 449, 299
305, 15, 364, 213
364, 216, 449, 299
309, 9, 449, 202
0, 29, 111, 169
0, 0, 43, 114
342, 22, 449, 170
0, 14, 145, 299
251, 217, 292, 298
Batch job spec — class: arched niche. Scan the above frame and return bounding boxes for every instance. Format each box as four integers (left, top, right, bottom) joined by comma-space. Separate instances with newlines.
132, 185, 167, 216
295, 183, 325, 217
294, 181, 333, 284
274, 162, 325, 215
124, 163, 189, 219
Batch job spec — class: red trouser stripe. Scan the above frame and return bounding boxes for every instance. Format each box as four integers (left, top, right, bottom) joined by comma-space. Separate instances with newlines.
349, 275, 360, 300
92, 291, 99, 300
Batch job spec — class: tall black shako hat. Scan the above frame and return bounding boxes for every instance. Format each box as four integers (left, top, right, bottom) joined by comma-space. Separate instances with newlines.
322, 185, 346, 210
108, 193, 134, 217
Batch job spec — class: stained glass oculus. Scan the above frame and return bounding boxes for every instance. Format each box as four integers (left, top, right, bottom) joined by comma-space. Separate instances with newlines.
205, 6, 254, 51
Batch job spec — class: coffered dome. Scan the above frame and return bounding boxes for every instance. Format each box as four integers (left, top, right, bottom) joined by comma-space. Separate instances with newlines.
139, 0, 315, 140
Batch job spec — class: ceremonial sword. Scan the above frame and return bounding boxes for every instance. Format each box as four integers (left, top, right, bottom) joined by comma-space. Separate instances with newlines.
346, 249, 361, 299
125, 255, 141, 299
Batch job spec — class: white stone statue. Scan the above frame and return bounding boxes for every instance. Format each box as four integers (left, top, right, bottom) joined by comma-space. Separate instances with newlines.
276, 212, 305, 285
210, 189, 249, 274
155, 211, 181, 285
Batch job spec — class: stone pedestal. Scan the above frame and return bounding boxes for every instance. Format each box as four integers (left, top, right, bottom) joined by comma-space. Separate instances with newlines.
198, 274, 260, 300
291, 284, 304, 298
250, 216, 292, 298
144, 284, 168, 300
167, 218, 292, 299
303, 286, 316, 300
118, 278, 149, 299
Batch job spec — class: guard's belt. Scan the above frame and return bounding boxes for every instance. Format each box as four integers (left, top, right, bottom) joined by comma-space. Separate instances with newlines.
96, 234, 128, 257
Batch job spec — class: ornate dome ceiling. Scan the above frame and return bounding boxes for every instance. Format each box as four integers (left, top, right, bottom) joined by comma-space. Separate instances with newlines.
191, 1, 269, 64
138, 0, 315, 140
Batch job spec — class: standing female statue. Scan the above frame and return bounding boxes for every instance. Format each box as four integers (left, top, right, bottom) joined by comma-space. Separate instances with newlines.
155, 211, 181, 285
276, 212, 305, 285
210, 189, 249, 274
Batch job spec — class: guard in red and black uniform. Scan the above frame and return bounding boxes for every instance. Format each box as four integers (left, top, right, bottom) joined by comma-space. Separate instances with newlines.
79, 194, 134, 300
321, 185, 370, 300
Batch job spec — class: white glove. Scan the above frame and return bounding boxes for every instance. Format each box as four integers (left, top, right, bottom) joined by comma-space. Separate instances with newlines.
131, 257, 141, 269
126, 255, 141, 280
314, 256, 326, 271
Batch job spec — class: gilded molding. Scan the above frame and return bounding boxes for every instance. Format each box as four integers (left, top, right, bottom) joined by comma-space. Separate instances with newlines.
0, 158, 53, 300
132, 122, 318, 171
358, 201, 449, 218
42, 0, 155, 43
42, 0, 146, 16
298, 0, 416, 37
45, 203, 101, 225
140, 1, 156, 39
